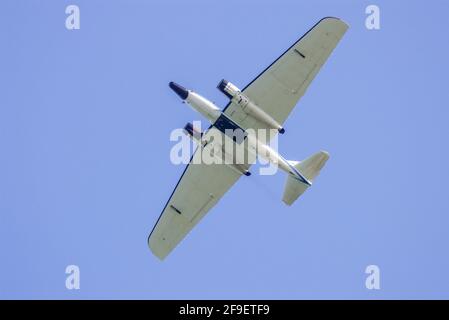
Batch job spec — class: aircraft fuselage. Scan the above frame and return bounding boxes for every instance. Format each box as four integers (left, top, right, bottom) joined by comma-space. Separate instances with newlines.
170, 81, 311, 185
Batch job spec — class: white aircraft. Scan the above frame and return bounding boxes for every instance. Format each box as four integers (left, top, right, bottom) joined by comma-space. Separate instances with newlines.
149, 17, 348, 260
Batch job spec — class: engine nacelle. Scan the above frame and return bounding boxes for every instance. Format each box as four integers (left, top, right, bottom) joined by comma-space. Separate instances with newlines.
183, 122, 203, 144
217, 79, 285, 134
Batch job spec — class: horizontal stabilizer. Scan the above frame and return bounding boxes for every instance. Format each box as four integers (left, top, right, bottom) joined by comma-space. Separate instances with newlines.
282, 151, 330, 206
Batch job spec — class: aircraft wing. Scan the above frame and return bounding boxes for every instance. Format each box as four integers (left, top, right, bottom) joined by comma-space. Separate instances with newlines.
223, 17, 348, 131
148, 126, 249, 260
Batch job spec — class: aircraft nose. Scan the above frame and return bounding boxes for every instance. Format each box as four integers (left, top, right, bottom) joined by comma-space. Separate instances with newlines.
169, 82, 189, 100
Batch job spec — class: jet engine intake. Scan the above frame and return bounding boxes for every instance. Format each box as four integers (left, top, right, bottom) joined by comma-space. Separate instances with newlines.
183, 122, 202, 142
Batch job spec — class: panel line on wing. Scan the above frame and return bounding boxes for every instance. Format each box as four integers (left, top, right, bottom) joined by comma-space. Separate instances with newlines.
190, 194, 215, 223
170, 204, 182, 215
294, 48, 306, 59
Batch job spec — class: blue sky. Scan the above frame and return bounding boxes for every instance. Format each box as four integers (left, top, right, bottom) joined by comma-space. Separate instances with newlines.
1, 0, 449, 299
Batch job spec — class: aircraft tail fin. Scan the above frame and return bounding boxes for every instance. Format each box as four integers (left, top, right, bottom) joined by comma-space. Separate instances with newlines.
282, 151, 330, 206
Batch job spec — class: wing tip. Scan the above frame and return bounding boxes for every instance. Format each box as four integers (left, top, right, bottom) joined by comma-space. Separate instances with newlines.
322, 16, 341, 21
320, 16, 350, 30
147, 233, 169, 261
